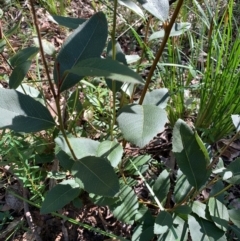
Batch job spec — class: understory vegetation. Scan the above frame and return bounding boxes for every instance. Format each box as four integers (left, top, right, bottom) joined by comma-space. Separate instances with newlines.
0, 0, 240, 240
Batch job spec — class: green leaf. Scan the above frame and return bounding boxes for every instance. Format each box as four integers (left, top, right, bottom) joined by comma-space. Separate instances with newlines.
126, 54, 141, 64
90, 193, 118, 207
135, 205, 155, 225
172, 119, 211, 190
67, 89, 83, 114
52, 15, 86, 29
124, 177, 138, 187
209, 180, 225, 203
105, 41, 126, 91
132, 225, 154, 241
117, 104, 168, 148
68, 57, 144, 85
47, 171, 66, 180
55, 147, 75, 171
54, 12, 108, 92
194, 131, 210, 162
0, 89, 55, 133
72, 197, 83, 209
153, 169, 170, 205
124, 155, 151, 175
0, 39, 6, 53
35, 153, 54, 164
55, 135, 99, 159
137, 0, 169, 21
5, 20, 21, 37
40, 179, 81, 214
174, 205, 192, 215
121, 82, 135, 97
113, 185, 139, 224
191, 201, 208, 220
107, 40, 127, 66
96, 140, 123, 168
174, 172, 192, 204
125, 155, 151, 170
119, 0, 145, 18
158, 215, 188, 241
72, 156, 119, 197
231, 115, 240, 132
9, 47, 39, 67
208, 198, 229, 231
9, 61, 31, 89
224, 158, 240, 184
229, 209, 240, 229
154, 211, 173, 234
142, 89, 169, 109
149, 22, 191, 41
188, 215, 226, 241
213, 158, 225, 172
34, 38, 56, 56
16, 84, 40, 98
229, 225, 240, 239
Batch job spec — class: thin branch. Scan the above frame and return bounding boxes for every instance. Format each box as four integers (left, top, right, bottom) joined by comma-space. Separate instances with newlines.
139, 0, 184, 104
110, 0, 118, 140
23, 188, 43, 241
29, 0, 56, 98
29, 0, 78, 160
208, 131, 240, 169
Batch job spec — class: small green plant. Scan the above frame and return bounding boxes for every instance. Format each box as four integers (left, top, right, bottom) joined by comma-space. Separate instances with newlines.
194, 0, 240, 142
147, 0, 240, 143
0, 0, 240, 240
37, 0, 69, 15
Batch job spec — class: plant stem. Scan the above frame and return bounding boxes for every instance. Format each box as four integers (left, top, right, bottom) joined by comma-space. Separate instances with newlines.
111, 83, 116, 141
203, 183, 233, 203
137, 17, 151, 74
111, 0, 117, 59
30, 0, 77, 160
208, 131, 240, 169
130, 159, 164, 210
110, 0, 118, 140
173, 187, 195, 209
29, 0, 56, 98
130, 17, 151, 103
139, 0, 184, 104
55, 95, 78, 160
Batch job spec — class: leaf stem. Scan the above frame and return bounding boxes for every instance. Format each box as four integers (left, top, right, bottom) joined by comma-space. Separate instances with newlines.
139, 0, 184, 104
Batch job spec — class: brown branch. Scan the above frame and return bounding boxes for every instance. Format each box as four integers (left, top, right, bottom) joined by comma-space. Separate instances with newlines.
139, 0, 184, 104
23, 188, 43, 241
29, 0, 56, 98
